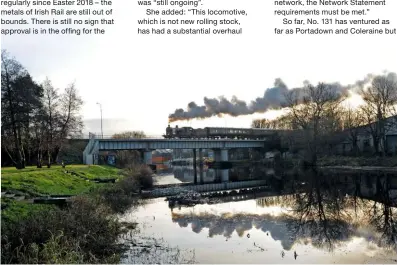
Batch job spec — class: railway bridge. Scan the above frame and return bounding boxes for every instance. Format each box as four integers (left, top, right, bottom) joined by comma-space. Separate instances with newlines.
83, 133, 274, 164
83, 133, 276, 182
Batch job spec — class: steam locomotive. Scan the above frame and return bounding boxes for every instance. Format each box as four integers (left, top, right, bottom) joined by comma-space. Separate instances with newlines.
164, 125, 281, 139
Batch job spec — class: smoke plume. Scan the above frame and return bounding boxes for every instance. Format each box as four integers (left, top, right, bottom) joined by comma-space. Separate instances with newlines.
168, 74, 375, 123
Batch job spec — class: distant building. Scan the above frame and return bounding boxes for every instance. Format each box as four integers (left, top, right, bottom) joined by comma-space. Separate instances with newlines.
152, 149, 172, 164
334, 115, 397, 155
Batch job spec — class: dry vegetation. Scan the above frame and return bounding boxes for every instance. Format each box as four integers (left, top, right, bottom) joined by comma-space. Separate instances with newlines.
1, 163, 154, 264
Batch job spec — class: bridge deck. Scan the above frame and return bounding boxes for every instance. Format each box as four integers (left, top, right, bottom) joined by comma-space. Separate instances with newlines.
97, 138, 268, 150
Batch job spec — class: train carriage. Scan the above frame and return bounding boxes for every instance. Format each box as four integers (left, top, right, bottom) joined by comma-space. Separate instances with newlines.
164, 125, 283, 139
194, 128, 208, 138
207, 127, 228, 138
251, 128, 275, 138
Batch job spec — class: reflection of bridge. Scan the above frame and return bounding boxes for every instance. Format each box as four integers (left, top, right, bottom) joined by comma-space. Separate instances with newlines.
167, 188, 296, 209
173, 166, 216, 183
143, 180, 268, 198
83, 133, 273, 182
163, 172, 397, 208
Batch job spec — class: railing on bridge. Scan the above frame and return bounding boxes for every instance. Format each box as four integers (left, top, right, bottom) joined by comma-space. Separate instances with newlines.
84, 134, 272, 140
82, 133, 164, 139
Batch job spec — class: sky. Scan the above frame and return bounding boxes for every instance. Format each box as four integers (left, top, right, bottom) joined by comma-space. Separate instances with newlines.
2, 0, 397, 136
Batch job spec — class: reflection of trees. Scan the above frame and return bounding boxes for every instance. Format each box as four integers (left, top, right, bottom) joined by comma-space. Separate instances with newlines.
285, 170, 355, 251
170, 170, 396, 253
171, 212, 297, 250
256, 195, 296, 208
281, 170, 396, 252
365, 175, 397, 251
171, 209, 362, 251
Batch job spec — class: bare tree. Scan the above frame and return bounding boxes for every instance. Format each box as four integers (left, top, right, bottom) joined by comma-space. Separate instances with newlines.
41, 80, 83, 167
55, 83, 83, 161
42, 78, 59, 167
111, 131, 147, 167
1, 50, 84, 168
284, 83, 345, 165
112, 131, 146, 139
251, 119, 264, 128
360, 72, 397, 155
341, 107, 365, 155
252, 115, 296, 130
31, 108, 47, 168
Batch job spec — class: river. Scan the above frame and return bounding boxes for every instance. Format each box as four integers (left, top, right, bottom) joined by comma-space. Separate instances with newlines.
119, 165, 397, 264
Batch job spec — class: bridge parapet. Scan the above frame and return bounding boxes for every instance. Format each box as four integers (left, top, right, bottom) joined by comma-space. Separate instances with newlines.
97, 139, 267, 151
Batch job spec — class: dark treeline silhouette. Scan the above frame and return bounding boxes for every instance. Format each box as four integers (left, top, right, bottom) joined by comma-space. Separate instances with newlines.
252, 73, 397, 163
1, 50, 83, 169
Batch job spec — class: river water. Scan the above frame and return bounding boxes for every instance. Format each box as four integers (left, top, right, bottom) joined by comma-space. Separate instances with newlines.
120, 166, 397, 264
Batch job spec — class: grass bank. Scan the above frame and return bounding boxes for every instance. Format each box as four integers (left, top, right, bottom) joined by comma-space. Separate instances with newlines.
1, 163, 153, 264
1, 165, 121, 197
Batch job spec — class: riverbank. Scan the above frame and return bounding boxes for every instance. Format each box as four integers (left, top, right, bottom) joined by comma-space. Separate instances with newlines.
1, 164, 150, 264
318, 155, 397, 167
278, 156, 397, 169
1, 165, 121, 196
1, 165, 122, 220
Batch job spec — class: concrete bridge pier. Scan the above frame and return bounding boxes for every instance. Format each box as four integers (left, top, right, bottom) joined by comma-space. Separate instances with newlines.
220, 169, 229, 182
193, 149, 197, 184
214, 149, 221, 161
199, 148, 204, 184
221, 149, 229, 182
213, 148, 229, 162
213, 148, 229, 182
221, 149, 229, 161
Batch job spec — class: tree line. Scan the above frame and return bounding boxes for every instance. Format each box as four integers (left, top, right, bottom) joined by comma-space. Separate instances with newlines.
252, 72, 397, 163
1, 50, 83, 169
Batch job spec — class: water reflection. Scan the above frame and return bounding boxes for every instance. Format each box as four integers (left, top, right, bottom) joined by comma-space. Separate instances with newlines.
157, 164, 280, 185
125, 168, 397, 263
169, 170, 397, 253
173, 166, 217, 183
172, 211, 297, 250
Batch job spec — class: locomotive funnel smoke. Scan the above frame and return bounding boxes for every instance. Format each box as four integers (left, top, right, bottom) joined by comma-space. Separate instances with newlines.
168, 74, 375, 123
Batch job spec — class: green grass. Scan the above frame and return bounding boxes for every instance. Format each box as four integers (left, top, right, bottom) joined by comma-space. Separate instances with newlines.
1, 199, 56, 223
1, 165, 121, 196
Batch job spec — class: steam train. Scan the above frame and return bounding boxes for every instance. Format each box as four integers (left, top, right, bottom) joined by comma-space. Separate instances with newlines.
164, 125, 281, 139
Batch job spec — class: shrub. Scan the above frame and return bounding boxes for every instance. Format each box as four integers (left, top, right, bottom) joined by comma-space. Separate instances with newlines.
118, 175, 140, 195
1, 195, 125, 264
62, 196, 124, 259
97, 185, 137, 214
1, 165, 150, 264
93, 167, 144, 213
138, 166, 154, 189
122, 163, 154, 189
